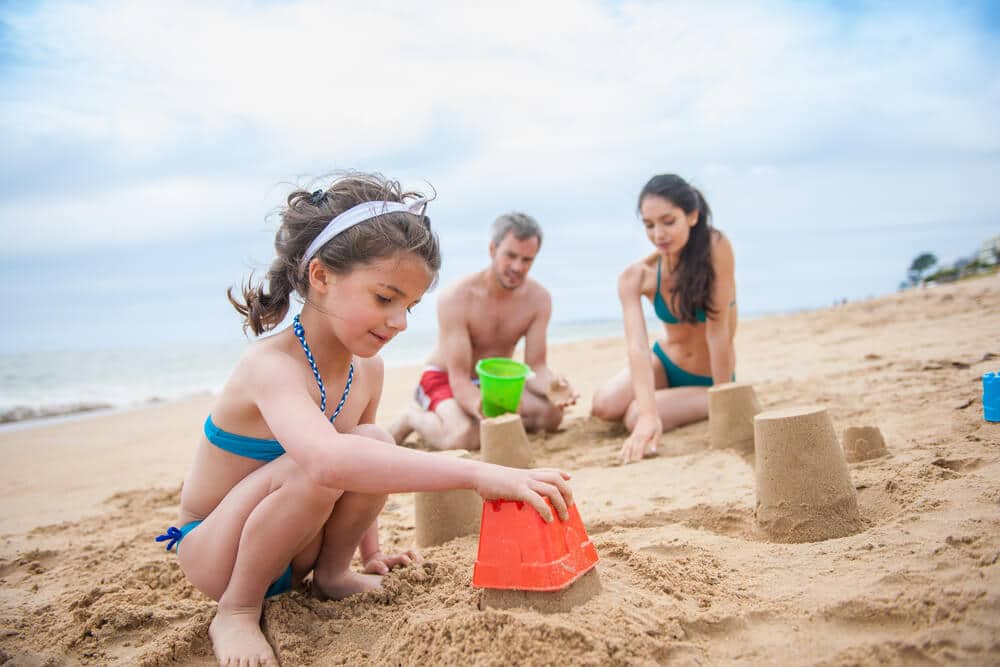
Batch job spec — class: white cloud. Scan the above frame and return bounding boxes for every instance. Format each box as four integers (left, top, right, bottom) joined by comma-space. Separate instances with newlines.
1, 0, 998, 254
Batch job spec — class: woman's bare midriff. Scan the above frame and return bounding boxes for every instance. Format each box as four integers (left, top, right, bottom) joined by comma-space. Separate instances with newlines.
659, 304, 738, 378
660, 322, 712, 376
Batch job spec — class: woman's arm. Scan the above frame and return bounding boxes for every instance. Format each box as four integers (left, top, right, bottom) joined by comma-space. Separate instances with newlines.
618, 263, 662, 462
705, 234, 736, 384
619, 264, 657, 421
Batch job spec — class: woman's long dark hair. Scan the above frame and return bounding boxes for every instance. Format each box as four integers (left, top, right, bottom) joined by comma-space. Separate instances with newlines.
638, 174, 717, 323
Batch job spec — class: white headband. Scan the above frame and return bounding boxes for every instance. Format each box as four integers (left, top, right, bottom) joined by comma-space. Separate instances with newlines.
301, 198, 428, 268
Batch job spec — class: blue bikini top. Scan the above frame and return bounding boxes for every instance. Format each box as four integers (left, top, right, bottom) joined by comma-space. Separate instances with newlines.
653, 256, 706, 324
204, 313, 354, 462
205, 415, 285, 461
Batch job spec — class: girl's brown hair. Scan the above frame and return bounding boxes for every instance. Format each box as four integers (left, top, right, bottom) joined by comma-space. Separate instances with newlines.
229, 172, 441, 335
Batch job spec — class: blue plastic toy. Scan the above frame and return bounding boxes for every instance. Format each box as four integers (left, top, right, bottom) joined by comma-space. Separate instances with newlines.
984, 371, 1000, 423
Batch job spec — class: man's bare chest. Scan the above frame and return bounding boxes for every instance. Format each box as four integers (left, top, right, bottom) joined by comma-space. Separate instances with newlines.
467, 306, 535, 349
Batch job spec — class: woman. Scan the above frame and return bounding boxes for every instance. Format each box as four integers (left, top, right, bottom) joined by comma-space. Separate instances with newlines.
591, 174, 737, 463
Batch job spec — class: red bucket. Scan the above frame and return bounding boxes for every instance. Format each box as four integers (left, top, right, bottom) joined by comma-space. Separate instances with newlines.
472, 499, 599, 591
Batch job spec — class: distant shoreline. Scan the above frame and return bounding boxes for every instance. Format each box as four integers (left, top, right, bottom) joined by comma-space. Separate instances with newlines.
0, 292, 924, 432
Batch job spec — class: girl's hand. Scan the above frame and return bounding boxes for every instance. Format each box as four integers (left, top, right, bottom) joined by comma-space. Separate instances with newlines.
620, 414, 661, 464
362, 549, 423, 575
473, 464, 573, 523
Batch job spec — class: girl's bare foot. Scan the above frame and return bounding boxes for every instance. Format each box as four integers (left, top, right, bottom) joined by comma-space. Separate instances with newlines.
209, 606, 277, 667
313, 569, 383, 600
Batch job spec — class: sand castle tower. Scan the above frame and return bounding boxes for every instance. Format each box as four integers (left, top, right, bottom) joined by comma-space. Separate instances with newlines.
414, 450, 483, 548
753, 406, 863, 543
480, 413, 534, 469
841, 426, 888, 463
708, 382, 762, 452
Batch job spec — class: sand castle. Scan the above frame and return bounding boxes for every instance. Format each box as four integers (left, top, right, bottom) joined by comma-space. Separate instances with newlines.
841, 425, 888, 463
708, 382, 762, 453
480, 413, 534, 468
414, 450, 483, 548
753, 406, 863, 543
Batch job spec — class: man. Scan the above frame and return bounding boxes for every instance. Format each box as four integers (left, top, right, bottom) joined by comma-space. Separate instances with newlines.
390, 212, 578, 450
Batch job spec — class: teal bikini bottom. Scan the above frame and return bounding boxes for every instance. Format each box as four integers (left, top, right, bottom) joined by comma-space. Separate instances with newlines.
157, 520, 293, 598
652, 342, 731, 387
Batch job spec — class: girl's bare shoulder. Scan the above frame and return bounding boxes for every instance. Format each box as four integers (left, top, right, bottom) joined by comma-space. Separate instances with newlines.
234, 331, 302, 386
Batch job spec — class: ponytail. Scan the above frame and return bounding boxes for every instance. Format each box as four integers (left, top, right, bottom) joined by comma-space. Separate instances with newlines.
227, 257, 296, 336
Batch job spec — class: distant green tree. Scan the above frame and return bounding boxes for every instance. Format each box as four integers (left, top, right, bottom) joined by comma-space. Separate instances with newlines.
908, 252, 938, 284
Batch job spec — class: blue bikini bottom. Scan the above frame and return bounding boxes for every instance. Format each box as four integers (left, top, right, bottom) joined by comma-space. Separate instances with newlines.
156, 520, 293, 598
652, 342, 734, 387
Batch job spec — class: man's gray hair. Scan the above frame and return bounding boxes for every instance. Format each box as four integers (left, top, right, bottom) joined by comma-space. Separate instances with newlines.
491, 212, 543, 248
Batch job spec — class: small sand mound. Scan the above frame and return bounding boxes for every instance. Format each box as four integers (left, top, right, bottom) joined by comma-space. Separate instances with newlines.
842, 425, 889, 463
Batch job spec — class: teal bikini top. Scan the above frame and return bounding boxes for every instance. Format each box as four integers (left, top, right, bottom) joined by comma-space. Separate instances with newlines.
204, 313, 354, 462
653, 256, 707, 324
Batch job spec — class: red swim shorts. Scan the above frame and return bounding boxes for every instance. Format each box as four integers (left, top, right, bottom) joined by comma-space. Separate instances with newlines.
416, 368, 454, 412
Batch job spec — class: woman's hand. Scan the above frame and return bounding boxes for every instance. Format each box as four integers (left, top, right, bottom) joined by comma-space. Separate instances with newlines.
473, 464, 573, 522
362, 548, 423, 575
620, 414, 662, 464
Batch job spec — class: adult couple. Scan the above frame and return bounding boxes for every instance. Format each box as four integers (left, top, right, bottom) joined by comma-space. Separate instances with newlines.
392, 174, 738, 463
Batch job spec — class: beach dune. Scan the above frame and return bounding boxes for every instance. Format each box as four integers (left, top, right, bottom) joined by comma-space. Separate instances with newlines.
1, 276, 998, 665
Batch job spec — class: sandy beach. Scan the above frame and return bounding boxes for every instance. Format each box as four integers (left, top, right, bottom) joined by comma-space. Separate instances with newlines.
1, 275, 998, 666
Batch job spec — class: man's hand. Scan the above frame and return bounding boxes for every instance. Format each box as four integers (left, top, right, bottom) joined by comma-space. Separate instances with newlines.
545, 375, 579, 408
362, 549, 423, 575
619, 414, 661, 464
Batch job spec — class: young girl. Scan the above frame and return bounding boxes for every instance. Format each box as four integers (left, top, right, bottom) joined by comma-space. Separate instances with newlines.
591, 174, 737, 464
157, 173, 574, 667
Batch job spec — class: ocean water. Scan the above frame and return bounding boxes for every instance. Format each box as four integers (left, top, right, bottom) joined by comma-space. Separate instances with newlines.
0, 318, 628, 429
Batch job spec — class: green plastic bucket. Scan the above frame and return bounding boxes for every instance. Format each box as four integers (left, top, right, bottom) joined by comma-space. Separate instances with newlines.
476, 357, 530, 418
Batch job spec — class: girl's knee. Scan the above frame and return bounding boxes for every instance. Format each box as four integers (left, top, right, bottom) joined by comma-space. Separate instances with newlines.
284, 460, 342, 508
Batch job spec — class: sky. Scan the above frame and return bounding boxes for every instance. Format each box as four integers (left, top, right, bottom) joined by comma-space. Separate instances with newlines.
2, 0, 999, 353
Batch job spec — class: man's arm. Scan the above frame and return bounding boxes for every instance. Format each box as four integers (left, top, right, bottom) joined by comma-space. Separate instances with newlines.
522, 286, 556, 395
439, 288, 482, 418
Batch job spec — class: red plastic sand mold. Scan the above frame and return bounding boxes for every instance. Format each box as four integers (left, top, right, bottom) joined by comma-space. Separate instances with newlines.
473, 499, 599, 591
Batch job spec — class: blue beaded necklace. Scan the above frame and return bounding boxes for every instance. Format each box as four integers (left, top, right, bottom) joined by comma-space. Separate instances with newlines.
292, 314, 354, 423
